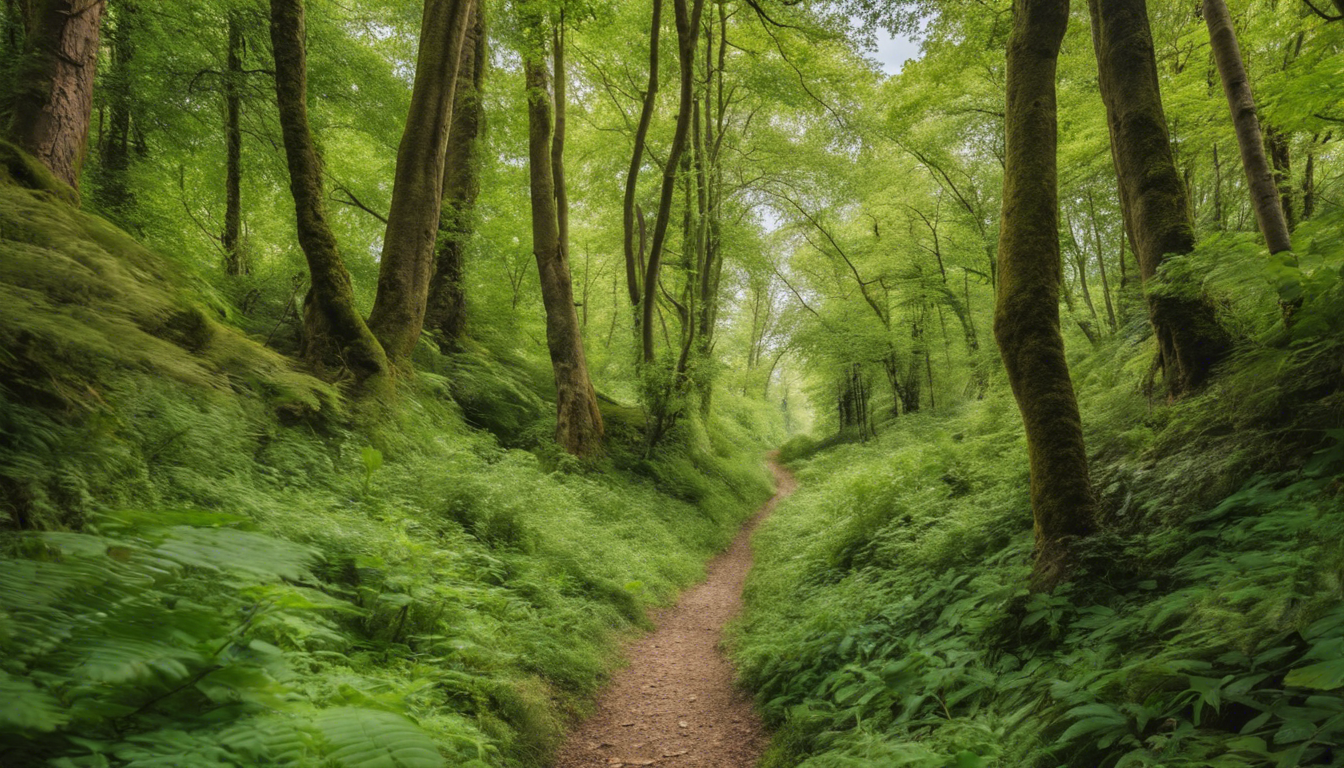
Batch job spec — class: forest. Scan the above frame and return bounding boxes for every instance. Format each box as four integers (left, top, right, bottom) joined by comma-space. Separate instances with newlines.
0, 0, 1342, 765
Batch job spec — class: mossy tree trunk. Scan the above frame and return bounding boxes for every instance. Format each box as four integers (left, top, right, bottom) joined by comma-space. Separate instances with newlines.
4, 0, 104, 194
222, 8, 246, 276
1202, 0, 1292, 254
520, 1, 604, 457
269, 0, 390, 390
641, 0, 705, 364
366, 0, 476, 363
994, 0, 1095, 590
425, 1, 485, 351
1088, 0, 1231, 395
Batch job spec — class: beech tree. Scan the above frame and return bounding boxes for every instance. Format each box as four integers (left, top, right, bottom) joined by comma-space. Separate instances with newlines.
995, 0, 1095, 588
519, 0, 604, 456
1202, 0, 1292, 255
425, 1, 486, 350
269, 0, 390, 388
366, 0, 476, 363
3, 0, 105, 193
1088, 0, 1231, 394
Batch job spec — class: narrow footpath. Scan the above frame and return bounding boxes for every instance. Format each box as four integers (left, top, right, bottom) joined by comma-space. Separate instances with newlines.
552, 457, 797, 768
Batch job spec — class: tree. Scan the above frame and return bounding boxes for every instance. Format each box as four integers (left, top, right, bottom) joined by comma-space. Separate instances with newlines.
1202, 0, 1292, 254
1088, 0, 1231, 394
994, 0, 1095, 588
641, 0, 705, 364
425, 0, 486, 350
519, 0, 604, 456
269, 0, 389, 389
366, 0, 476, 363
222, 7, 245, 275
4, 0, 105, 193
622, 0, 661, 344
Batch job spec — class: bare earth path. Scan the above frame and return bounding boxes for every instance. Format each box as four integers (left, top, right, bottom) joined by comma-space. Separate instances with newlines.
552, 457, 797, 768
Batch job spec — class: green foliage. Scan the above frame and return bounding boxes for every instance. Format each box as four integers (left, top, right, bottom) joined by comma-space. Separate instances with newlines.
0, 173, 777, 767
739, 265, 1344, 768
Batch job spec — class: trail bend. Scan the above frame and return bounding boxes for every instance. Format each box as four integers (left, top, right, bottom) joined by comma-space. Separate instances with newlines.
551, 457, 797, 768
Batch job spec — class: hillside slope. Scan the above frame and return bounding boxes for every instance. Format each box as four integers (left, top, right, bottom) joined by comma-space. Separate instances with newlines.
0, 151, 775, 768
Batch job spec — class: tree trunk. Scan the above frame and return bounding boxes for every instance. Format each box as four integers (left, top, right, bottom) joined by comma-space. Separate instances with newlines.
1202, 0, 1292, 254
367, 0, 476, 363
641, 0, 705, 363
1086, 192, 1116, 332
995, 0, 1095, 589
1212, 141, 1224, 229
269, 0, 390, 389
1302, 134, 1316, 220
425, 0, 485, 351
624, 0, 661, 319
92, 0, 133, 218
1089, 0, 1232, 394
1265, 124, 1293, 230
222, 8, 246, 276
5, 0, 104, 193
520, 6, 604, 457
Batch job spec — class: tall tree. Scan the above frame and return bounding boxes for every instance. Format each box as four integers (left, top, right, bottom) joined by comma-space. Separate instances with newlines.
1202, 0, 1292, 254
520, 0, 604, 456
1088, 0, 1231, 394
641, 0, 705, 363
424, 1, 485, 350
623, 0, 662, 336
4, 0, 105, 193
366, 0, 476, 363
92, 0, 136, 218
269, 0, 390, 388
222, 7, 246, 276
995, 0, 1095, 588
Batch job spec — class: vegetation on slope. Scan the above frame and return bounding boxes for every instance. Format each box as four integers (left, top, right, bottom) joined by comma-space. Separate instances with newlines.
735, 210, 1344, 768
0, 165, 776, 767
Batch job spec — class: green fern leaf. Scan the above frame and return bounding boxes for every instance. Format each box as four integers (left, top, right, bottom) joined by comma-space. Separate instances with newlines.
313, 708, 446, 768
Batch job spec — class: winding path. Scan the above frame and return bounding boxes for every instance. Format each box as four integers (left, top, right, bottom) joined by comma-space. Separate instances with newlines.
552, 457, 796, 768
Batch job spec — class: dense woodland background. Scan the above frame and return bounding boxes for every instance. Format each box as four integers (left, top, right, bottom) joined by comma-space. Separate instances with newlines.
1, 0, 1343, 765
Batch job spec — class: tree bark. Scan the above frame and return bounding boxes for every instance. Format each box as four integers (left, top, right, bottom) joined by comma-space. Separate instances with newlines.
1265, 124, 1293, 230
269, 0, 390, 389
366, 0, 476, 363
641, 0, 705, 363
995, 0, 1095, 589
624, 0, 661, 319
520, 5, 604, 456
223, 8, 246, 276
1089, 0, 1232, 394
5, 0, 105, 193
1202, 0, 1292, 254
425, 1, 485, 350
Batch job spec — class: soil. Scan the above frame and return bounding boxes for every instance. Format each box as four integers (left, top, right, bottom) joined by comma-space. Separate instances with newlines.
551, 457, 797, 768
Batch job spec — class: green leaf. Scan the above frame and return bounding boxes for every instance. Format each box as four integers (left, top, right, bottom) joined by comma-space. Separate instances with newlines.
313, 707, 446, 768
1285, 660, 1344, 691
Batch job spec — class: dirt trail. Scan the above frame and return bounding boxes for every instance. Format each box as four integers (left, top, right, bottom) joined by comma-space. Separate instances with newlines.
552, 457, 797, 768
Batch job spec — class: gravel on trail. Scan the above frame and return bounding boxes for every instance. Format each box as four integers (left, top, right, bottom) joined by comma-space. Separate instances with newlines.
551, 458, 797, 768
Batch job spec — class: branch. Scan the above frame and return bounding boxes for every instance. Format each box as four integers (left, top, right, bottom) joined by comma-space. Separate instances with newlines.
329, 181, 389, 225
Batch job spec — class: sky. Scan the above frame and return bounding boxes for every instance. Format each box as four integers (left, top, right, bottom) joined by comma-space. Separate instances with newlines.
870, 29, 923, 75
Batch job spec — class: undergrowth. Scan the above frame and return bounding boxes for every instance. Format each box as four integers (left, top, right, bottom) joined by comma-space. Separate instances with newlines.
736, 209, 1344, 767
0, 173, 776, 766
